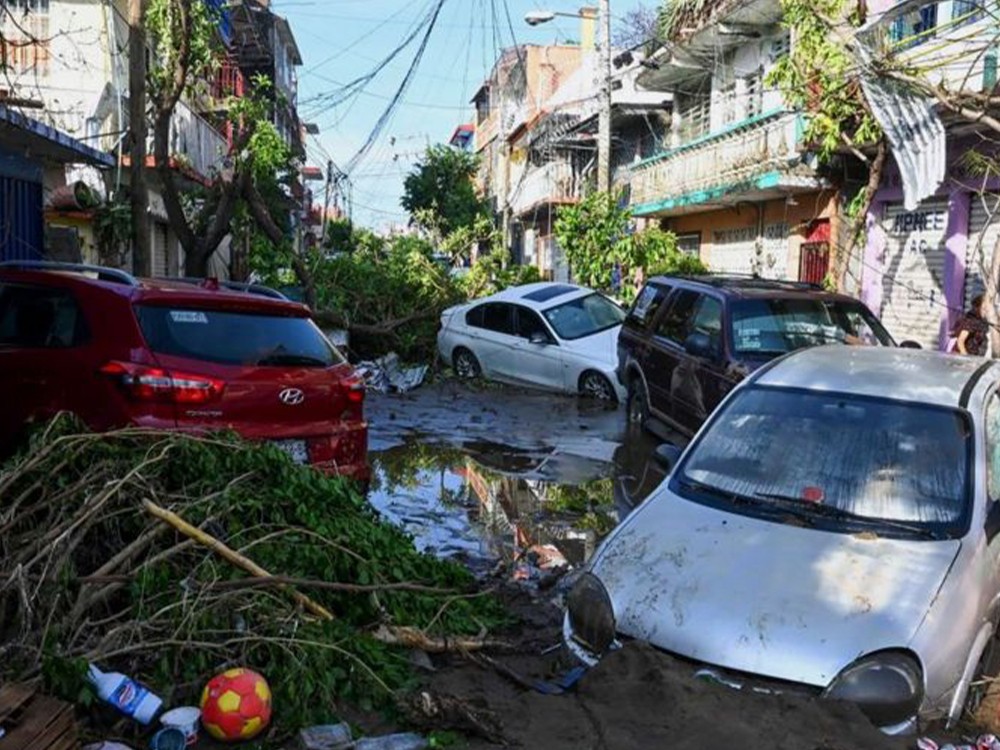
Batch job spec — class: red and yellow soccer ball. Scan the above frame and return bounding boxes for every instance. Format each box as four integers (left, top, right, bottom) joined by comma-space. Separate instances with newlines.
200, 668, 272, 741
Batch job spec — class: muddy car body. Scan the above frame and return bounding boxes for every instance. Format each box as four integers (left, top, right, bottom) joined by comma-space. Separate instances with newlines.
565, 347, 1000, 733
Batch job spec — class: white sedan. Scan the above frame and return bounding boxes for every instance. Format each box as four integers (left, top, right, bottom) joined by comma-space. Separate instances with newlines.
438, 282, 627, 402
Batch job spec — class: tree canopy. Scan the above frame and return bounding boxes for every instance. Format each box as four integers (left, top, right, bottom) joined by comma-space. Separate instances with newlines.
401, 145, 486, 237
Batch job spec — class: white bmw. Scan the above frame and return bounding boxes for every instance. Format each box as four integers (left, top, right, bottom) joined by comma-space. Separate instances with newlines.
437, 282, 627, 402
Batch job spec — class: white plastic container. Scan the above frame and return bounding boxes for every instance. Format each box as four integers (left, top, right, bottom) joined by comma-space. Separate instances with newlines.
159, 706, 200, 745
87, 664, 163, 725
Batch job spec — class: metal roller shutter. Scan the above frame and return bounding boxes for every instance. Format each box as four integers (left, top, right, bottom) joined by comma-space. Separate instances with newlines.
966, 194, 1000, 308
151, 222, 169, 278
879, 201, 950, 350
710, 226, 756, 275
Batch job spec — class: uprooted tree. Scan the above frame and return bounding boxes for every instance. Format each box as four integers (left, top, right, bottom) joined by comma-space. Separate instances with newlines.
146, 0, 295, 277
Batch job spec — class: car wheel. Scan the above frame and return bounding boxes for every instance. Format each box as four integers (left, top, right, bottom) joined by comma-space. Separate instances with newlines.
965, 632, 1000, 730
453, 347, 481, 379
626, 378, 649, 430
579, 371, 616, 403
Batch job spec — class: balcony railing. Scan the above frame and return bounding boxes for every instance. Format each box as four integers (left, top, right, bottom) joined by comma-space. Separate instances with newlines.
629, 109, 801, 212
508, 161, 579, 216
167, 100, 229, 180
868, 0, 998, 91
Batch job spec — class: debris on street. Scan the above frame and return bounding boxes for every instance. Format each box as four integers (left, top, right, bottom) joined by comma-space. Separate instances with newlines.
357, 352, 429, 393
0, 416, 504, 740
0, 683, 78, 750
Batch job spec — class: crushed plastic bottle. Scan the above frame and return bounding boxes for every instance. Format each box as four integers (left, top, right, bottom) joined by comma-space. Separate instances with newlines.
352, 733, 428, 750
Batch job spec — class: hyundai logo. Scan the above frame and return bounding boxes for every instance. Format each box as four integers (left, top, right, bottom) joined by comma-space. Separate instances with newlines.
278, 387, 305, 406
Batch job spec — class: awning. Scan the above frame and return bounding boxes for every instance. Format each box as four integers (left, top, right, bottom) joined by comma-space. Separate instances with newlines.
0, 106, 114, 168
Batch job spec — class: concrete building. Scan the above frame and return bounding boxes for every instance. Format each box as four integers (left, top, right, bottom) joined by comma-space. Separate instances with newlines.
629, 0, 840, 284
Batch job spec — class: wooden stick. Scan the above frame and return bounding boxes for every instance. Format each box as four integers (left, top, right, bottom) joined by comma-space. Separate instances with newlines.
371, 625, 510, 654
142, 499, 335, 621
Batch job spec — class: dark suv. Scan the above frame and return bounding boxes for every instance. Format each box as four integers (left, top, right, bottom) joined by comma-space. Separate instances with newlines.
618, 275, 894, 436
0, 261, 368, 480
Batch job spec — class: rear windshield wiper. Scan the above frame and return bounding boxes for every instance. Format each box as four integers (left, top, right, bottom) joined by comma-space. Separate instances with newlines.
752, 492, 944, 540
256, 353, 329, 367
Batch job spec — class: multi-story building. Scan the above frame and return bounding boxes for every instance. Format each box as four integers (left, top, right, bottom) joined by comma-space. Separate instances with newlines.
856, 0, 1000, 350
1, 0, 233, 276
628, 0, 840, 284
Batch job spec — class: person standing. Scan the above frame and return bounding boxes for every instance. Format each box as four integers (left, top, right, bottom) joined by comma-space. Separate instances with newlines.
955, 294, 990, 356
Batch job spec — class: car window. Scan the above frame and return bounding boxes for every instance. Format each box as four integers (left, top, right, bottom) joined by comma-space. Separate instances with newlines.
542, 293, 625, 341
627, 283, 672, 329
135, 305, 345, 367
514, 306, 551, 341
0, 283, 88, 349
676, 386, 972, 539
731, 298, 894, 355
655, 289, 700, 345
481, 303, 514, 335
465, 305, 485, 328
987, 393, 1000, 501
690, 296, 723, 355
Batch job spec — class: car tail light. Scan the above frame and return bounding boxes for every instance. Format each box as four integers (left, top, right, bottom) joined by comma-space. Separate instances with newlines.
100, 361, 225, 404
343, 376, 364, 420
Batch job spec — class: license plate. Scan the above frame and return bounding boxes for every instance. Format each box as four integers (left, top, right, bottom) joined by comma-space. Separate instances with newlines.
271, 439, 308, 465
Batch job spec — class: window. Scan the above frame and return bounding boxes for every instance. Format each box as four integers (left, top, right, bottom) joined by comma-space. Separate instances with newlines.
0, 283, 88, 348
542, 293, 625, 341
690, 296, 723, 355
675, 233, 701, 257
628, 283, 672, 328
0, 0, 51, 76
514, 306, 551, 341
655, 289, 700, 344
730, 298, 894, 354
952, 0, 985, 24
719, 82, 737, 127
481, 303, 515, 335
135, 306, 344, 367
677, 93, 711, 142
987, 393, 1000, 501
466, 305, 485, 328
890, 2, 938, 47
677, 387, 972, 539
744, 68, 763, 119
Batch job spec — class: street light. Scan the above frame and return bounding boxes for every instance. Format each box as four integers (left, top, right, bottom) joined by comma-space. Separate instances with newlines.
525, 3, 612, 193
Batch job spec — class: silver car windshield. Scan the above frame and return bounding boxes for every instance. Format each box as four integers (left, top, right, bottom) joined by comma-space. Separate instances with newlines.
675, 387, 971, 538
543, 293, 625, 341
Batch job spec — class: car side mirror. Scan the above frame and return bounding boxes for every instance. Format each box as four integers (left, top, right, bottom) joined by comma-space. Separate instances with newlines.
900, 340, 922, 349
684, 332, 715, 359
529, 332, 550, 345
987, 501, 1000, 542
653, 443, 683, 471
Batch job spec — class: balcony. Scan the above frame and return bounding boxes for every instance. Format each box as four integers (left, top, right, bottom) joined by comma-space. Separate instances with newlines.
508, 161, 579, 218
629, 109, 820, 217
863, 0, 998, 92
166, 100, 229, 182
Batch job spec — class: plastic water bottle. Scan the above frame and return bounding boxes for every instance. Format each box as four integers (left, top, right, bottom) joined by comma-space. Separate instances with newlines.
352, 733, 428, 750
87, 664, 162, 725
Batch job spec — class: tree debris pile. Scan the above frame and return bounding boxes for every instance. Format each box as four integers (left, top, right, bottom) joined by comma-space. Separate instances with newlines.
0, 418, 505, 733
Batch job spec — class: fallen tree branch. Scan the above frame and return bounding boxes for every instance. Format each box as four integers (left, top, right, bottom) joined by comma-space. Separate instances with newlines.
371, 625, 511, 654
142, 499, 336, 622
312, 309, 438, 337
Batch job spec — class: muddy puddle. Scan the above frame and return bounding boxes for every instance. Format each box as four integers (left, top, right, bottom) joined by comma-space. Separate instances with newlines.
365, 381, 677, 579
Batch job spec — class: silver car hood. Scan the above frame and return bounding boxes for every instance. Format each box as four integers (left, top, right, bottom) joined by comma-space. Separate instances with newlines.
562, 325, 620, 365
591, 491, 961, 687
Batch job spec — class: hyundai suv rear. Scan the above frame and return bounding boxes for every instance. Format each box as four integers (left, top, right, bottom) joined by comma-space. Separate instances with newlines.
0, 262, 368, 481
618, 275, 895, 437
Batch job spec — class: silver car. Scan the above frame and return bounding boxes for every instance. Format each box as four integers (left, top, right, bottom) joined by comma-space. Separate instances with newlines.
564, 346, 1000, 733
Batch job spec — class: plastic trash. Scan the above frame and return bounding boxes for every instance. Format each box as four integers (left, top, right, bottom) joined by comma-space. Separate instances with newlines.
298, 723, 353, 750
82, 743, 134, 750
353, 732, 428, 750
159, 706, 200, 745
87, 664, 162, 725
148, 727, 186, 750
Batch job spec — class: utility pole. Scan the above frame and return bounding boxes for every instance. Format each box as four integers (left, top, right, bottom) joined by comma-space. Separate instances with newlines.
597, 0, 612, 194
128, 0, 150, 276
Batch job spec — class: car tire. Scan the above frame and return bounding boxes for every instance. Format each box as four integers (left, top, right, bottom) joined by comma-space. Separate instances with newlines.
579, 371, 617, 403
626, 378, 650, 431
453, 347, 482, 379
965, 632, 1000, 730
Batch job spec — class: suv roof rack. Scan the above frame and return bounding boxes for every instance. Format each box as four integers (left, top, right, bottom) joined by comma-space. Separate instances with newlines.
159, 277, 289, 301
0, 260, 139, 286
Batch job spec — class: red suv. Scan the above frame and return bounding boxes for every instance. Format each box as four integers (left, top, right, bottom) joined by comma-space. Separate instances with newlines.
0, 261, 368, 481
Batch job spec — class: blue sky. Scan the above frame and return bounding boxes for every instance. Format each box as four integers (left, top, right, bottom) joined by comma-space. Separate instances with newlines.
273, 0, 651, 230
